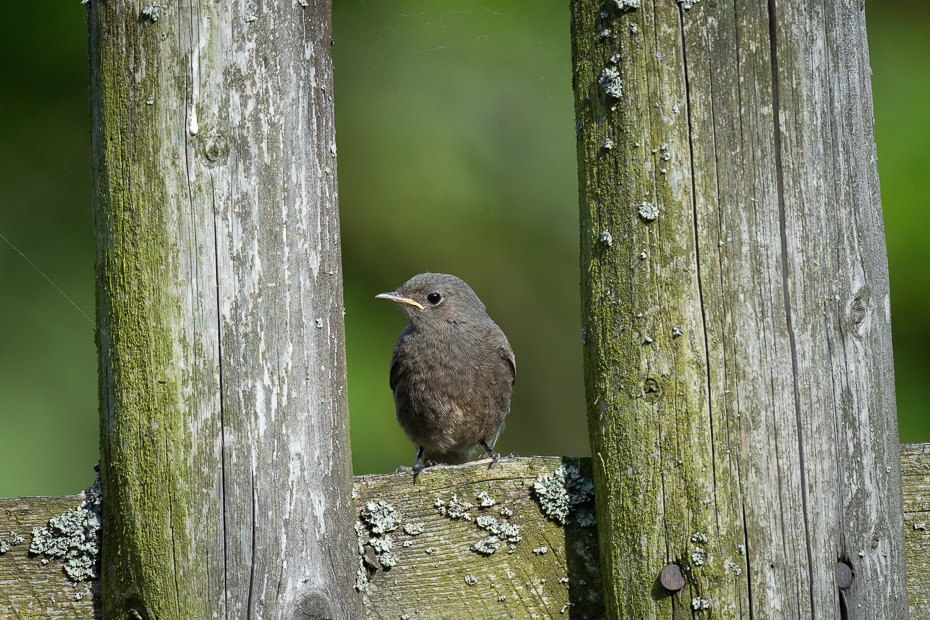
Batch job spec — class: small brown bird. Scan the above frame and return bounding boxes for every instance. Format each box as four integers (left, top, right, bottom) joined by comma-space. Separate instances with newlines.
377, 273, 515, 473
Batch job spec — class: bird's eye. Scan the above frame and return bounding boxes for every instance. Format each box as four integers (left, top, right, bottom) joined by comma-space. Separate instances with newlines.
427, 292, 442, 305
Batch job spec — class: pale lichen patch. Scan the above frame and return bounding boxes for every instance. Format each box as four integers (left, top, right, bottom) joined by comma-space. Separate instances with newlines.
638, 202, 659, 221
29, 466, 102, 582
361, 500, 402, 534
436, 493, 473, 520
614, 0, 640, 10
403, 521, 425, 536
357, 500, 403, 589
692, 597, 710, 610
599, 67, 623, 99
472, 536, 501, 555
533, 464, 595, 525
476, 490, 497, 507
434, 492, 521, 556
141, 3, 160, 22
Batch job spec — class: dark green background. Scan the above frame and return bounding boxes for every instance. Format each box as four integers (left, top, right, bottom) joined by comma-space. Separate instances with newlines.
0, 1, 926, 496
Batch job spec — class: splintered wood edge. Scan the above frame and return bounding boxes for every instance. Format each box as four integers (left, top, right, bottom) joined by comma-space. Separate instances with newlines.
1, 446, 928, 619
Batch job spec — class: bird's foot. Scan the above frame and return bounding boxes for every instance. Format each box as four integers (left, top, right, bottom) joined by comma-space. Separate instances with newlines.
411, 445, 440, 478
506, 451, 520, 459
411, 460, 438, 480
479, 441, 501, 467
411, 447, 426, 479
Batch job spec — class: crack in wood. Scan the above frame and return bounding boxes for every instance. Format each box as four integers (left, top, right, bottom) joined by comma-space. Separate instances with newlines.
767, 0, 817, 615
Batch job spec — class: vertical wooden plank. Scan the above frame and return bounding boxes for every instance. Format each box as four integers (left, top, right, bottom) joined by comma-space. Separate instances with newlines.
771, 0, 907, 616
901, 442, 930, 617
681, 0, 802, 616
572, 0, 907, 617
572, 0, 715, 616
89, 1, 361, 618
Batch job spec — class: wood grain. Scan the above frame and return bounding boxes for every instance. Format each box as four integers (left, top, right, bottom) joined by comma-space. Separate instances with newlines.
571, 0, 905, 616
5, 448, 927, 618
88, 1, 360, 618
0, 495, 97, 620
902, 442, 930, 617
354, 456, 605, 619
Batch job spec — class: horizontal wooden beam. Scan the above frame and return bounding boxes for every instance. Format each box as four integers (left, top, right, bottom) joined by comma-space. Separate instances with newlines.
353, 456, 604, 619
902, 442, 930, 616
2, 446, 928, 618
0, 495, 97, 619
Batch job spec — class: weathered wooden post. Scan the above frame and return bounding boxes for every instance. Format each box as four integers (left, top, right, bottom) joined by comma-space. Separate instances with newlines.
89, 1, 361, 618
572, 0, 906, 617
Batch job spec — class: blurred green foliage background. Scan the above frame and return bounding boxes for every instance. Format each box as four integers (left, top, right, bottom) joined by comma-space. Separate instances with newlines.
0, 1, 926, 496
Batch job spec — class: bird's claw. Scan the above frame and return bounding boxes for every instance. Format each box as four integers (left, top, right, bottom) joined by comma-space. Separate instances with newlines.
411, 457, 439, 479
479, 440, 501, 467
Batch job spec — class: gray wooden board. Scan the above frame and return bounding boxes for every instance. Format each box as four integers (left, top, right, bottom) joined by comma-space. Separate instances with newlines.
0, 494, 98, 620
353, 456, 605, 619
570, 0, 904, 617
902, 442, 930, 617
87, 2, 359, 618
4, 447, 929, 618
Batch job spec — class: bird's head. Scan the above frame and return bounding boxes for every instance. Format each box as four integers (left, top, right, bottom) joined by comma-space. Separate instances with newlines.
376, 272, 488, 329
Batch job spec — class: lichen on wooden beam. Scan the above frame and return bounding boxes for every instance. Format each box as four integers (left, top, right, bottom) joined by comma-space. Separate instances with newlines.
4, 446, 930, 618
901, 442, 930, 617
0, 494, 98, 619
353, 456, 605, 619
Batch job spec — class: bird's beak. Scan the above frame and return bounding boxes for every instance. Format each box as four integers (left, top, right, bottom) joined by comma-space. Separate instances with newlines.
376, 292, 425, 310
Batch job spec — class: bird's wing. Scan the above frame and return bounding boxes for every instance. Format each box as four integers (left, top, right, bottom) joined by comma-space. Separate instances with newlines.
502, 344, 516, 386
389, 326, 414, 392
389, 348, 402, 392
491, 327, 516, 386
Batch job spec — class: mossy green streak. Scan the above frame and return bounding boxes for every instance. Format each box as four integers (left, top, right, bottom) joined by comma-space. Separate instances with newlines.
91, 3, 190, 618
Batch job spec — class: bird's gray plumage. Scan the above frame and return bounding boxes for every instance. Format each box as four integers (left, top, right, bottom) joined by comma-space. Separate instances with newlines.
377, 273, 515, 469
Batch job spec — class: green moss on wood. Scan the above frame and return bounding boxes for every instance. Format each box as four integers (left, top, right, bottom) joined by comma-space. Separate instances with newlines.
573, 0, 725, 616
354, 457, 605, 619
91, 3, 191, 618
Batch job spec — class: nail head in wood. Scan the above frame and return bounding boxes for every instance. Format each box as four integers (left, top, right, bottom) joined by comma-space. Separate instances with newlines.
660, 563, 686, 592
835, 561, 854, 589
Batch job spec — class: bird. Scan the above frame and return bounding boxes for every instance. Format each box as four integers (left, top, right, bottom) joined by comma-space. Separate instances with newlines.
376, 273, 515, 473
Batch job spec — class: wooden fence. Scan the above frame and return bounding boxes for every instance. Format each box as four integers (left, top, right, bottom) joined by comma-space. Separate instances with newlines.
2, 444, 929, 618
0, 0, 916, 618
